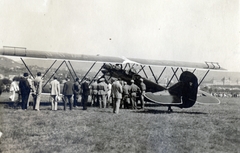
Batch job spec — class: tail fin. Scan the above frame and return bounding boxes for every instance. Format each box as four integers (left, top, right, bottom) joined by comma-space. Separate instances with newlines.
168, 71, 198, 108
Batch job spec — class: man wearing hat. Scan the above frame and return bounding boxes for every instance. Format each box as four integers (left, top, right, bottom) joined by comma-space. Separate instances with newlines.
106, 80, 112, 108
111, 78, 123, 114
122, 81, 130, 109
73, 77, 81, 107
139, 78, 146, 109
91, 78, 98, 107
97, 78, 108, 108
33, 72, 43, 111
50, 76, 61, 110
81, 77, 90, 110
19, 72, 31, 110
129, 79, 140, 109
62, 77, 74, 110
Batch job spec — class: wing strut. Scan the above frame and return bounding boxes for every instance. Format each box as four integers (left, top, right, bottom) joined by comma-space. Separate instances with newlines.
89, 64, 104, 85
180, 68, 184, 72
81, 62, 96, 83
68, 61, 79, 79
42, 60, 66, 89
130, 63, 136, 70
171, 67, 179, 81
148, 66, 167, 84
192, 69, 196, 74
42, 60, 57, 79
64, 61, 75, 80
166, 68, 179, 88
20, 58, 34, 78
149, 66, 158, 83
137, 65, 144, 74
123, 63, 130, 70
138, 65, 148, 79
198, 69, 210, 86
157, 67, 166, 82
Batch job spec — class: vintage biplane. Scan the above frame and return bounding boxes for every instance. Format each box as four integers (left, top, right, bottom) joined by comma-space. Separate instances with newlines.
0, 46, 223, 112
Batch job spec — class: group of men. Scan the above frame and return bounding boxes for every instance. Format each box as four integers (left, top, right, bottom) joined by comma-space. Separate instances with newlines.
17, 72, 90, 111
47, 76, 90, 111
91, 77, 146, 114
68, 77, 90, 110
18, 72, 43, 110
120, 78, 146, 110
91, 78, 110, 108
16, 71, 146, 114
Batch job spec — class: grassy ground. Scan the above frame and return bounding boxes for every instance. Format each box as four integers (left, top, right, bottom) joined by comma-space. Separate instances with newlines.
0, 92, 239, 153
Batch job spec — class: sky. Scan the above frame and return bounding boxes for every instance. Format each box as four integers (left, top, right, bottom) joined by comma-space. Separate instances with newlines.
0, 0, 239, 71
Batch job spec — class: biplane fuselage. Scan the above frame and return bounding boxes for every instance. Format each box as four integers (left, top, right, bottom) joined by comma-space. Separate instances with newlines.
101, 63, 166, 93
101, 63, 199, 109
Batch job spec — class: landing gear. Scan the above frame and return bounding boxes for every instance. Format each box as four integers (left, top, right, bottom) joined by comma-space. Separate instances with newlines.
167, 106, 173, 113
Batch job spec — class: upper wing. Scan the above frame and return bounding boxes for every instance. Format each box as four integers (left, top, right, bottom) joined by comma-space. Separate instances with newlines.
128, 58, 225, 70
0, 48, 225, 70
0, 48, 124, 63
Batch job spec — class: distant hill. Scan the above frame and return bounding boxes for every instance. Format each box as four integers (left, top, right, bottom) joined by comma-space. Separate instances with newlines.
0, 57, 25, 76
0, 56, 23, 68
0, 57, 54, 77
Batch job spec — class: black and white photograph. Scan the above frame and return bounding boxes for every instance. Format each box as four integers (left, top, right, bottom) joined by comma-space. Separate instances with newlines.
0, 1, 239, 152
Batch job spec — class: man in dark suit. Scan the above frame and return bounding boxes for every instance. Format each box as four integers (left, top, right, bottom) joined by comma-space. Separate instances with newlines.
73, 78, 81, 107
81, 77, 90, 110
19, 72, 31, 110
62, 77, 74, 110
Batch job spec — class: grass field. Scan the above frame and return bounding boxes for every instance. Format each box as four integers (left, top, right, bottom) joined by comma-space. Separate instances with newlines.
0, 92, 239, 153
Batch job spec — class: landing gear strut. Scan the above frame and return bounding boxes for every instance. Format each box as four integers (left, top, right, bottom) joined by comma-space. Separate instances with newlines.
167, 106, 173, 113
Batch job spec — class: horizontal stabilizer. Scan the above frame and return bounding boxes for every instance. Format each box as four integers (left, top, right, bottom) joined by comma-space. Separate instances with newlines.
144, 92, 182, 106
197, 90, 220, 104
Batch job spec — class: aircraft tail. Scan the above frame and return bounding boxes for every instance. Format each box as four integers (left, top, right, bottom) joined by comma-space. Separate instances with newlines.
168, 71, 198, 108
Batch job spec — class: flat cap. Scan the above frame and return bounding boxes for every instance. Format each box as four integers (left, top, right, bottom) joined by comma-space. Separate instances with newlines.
23, 72, 29, 77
